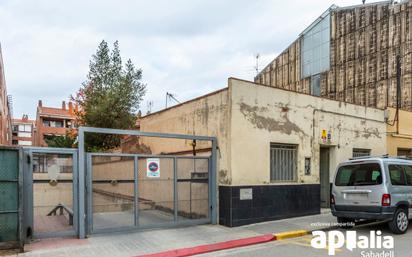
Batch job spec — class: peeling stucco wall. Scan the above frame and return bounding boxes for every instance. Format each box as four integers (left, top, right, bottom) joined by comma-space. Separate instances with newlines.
139, 89, 231, 185
228, 78, 387, 186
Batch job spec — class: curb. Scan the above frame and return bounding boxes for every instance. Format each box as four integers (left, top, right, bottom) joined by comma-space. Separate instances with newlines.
273, 230, 308, 240
134, 234, 275, 257
134, 229, 316, 257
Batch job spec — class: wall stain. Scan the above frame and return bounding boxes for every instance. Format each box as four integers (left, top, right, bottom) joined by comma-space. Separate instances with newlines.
219, 169, 231, 185
362, 127, 381, 139
238, 102, 307, 136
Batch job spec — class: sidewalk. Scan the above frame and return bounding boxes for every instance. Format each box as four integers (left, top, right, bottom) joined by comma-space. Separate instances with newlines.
10, 213, 336, 257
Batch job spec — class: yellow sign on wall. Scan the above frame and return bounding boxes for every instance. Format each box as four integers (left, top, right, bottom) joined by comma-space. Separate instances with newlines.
321, 129, 327, 139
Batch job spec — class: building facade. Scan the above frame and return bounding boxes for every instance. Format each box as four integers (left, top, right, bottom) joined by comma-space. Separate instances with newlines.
255, 1, 412, 111
137, 78, 387, 226
33, 100, 76, 147
12, 114, 34, 146
386, 107, 412, 157
0, 44, 12, 145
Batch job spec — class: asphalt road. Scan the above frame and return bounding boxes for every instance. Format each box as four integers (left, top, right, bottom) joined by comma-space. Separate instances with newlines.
200, 221, 411, 257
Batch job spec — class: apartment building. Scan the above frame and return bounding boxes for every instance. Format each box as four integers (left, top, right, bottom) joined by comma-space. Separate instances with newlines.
33, 100, 76, 147
0, 44, 12, 145
11, 114, 34, 146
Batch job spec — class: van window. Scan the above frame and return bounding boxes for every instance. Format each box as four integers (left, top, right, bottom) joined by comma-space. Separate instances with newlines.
389, 165, 407, 186
401, 165, 412, 185
335, 163, 382, 186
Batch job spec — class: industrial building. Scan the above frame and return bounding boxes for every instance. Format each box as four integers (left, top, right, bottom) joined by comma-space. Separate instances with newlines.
137, 77, 387, 226
255, 1, 412, 110
0, 45, 12, 145
255, 0, 412, 164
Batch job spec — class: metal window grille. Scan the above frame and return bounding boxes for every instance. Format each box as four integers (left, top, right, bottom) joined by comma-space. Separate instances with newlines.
397, 148, 412, 158
352, 148, 371, 158
270, 143, 297, 182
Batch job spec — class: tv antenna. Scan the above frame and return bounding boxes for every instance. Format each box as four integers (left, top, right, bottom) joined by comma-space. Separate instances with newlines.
146, 101, 153, 114
165, 92, 180, 109
254, 53, 260, 75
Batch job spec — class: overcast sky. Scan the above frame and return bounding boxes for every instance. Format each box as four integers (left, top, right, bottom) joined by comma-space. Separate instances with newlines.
1, 0, 363, 119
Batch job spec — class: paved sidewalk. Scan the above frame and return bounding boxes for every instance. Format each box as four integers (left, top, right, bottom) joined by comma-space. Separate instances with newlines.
7, 213, 335, 257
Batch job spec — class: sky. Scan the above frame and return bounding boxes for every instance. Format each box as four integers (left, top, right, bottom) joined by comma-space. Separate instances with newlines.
0, 0, 364, 119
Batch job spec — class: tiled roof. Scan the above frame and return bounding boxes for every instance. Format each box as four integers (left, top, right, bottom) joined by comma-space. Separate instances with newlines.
38, 107, 75, 118
12, 118, 35, 123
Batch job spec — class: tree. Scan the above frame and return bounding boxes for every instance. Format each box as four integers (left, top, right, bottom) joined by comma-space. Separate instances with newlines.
45, 131, 77, 148
72, 40, 146, 151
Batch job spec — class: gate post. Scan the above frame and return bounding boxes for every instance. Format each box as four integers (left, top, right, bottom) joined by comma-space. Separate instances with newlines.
211, 138, 218, 224
78, 127, 86, 238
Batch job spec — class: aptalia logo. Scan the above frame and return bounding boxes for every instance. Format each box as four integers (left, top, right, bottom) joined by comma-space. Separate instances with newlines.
311, 230, 394, 256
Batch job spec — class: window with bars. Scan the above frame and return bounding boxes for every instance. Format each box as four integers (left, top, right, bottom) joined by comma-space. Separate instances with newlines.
397, 148, 412, 158
352, 148, 371, 158
270, 143, 297, 182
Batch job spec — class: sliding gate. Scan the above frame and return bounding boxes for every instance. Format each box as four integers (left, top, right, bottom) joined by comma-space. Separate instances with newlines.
86, 153, 211, 234
79, 127, 217, 236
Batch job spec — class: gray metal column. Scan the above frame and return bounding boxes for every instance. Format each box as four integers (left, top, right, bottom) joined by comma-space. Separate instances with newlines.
78, 127, 86, 238
211, 138, 218, 224
86, 154, 93, 235
173, 157, 178, 222
134, 156, 139, 226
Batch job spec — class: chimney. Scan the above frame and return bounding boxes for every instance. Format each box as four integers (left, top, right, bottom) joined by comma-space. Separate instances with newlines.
68, 102, 73, 113
22, 114, 28, 121
38, 100, 42, 107
62, 101, 66, 110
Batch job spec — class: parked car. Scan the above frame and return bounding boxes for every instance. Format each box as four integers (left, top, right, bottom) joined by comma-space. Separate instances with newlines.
331, 155, 412, 234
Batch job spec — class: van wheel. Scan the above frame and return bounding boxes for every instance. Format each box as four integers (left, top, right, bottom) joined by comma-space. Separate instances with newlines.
337, 217, 355, 228
388, 208, 409, 234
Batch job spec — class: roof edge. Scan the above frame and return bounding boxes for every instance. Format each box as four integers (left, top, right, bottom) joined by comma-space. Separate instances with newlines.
229, 77, 386, 111
141, 87, 228, 119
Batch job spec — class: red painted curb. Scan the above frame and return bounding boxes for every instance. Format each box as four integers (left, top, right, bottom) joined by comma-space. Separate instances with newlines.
134, 234, 275, 257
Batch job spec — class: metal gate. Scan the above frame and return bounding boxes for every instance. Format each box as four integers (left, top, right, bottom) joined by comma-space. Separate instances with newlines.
0, 147, 23, 249
3, 126, 216, 242
83, 128, 216, 235
23, 147, 78, 239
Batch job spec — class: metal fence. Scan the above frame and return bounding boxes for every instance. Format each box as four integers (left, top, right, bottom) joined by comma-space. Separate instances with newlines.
23, 147, 78, 240
2, 126, 217, 244
78, 127, 217, 237
87, 153, 210, 234
0, 148, 23, 250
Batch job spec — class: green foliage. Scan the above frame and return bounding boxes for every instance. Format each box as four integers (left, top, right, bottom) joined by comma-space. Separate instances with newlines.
72, 40, 146, 151
45, 133, 76, 148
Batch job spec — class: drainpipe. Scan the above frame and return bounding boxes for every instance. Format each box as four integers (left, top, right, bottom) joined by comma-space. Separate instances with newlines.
396, 54, 401, 134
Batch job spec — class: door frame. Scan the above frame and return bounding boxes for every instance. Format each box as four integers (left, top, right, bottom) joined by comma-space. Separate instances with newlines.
24, 147, 79, 239
319, 146, 331, 208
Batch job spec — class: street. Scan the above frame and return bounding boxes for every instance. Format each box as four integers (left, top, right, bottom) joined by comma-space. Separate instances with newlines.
200, 222, 412, 257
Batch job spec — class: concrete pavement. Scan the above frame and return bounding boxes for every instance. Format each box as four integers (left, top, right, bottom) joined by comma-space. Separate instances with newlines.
4, 213, 336, 257
199, 221, 411, 257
